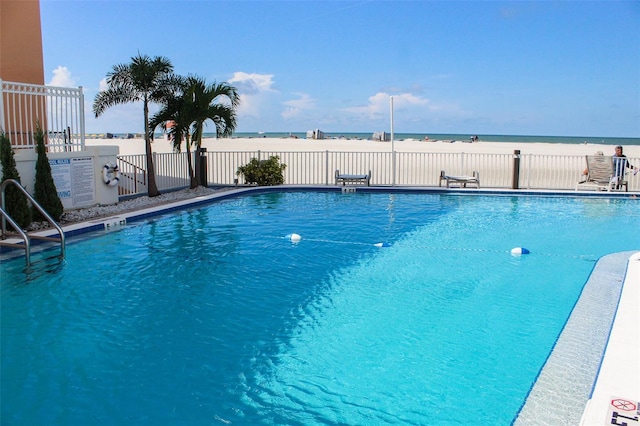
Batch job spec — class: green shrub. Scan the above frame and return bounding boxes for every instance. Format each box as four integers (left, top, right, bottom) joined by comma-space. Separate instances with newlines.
237, 156, 286, 186
33, 124, 64, 222
0, 132, 32, 228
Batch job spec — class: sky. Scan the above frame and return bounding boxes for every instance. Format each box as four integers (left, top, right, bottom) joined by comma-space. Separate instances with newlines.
39, 0, 640, 137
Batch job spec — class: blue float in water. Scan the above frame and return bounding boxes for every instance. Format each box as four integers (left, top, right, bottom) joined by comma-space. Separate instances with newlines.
510, 247, 530, 255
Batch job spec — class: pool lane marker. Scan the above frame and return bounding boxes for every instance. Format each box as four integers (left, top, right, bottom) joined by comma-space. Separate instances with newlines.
284, 233, 390, 247
278, 234, 596, 260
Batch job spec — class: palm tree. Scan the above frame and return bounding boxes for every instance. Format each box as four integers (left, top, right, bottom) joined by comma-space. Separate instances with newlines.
150, 75, 239, 188
149, 77, 198, 188
187, 76, 239, 186
93, 54, 174, 197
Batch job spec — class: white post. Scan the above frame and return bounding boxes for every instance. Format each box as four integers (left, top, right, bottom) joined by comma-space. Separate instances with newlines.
79, 86, 85, 149
390, 95, 395, 186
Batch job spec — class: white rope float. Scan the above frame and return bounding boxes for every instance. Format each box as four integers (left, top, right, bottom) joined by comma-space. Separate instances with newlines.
102, 162, 120, 186
286, 233, 302, 243
285, 233, 388, 247
279, 234, 594, 260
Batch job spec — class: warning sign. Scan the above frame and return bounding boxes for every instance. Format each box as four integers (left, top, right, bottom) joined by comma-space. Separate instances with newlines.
50, 157, 95, 208
608, 397, 639, 425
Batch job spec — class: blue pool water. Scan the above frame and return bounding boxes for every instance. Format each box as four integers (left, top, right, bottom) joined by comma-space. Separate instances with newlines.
1, 192, 639, 425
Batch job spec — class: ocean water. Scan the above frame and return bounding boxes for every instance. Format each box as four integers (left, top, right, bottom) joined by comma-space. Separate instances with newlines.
119, 132, 640, 146
228, 132, 640, 146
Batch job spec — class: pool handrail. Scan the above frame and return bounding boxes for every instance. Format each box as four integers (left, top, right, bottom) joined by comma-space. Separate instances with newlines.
0, 179, 66, 265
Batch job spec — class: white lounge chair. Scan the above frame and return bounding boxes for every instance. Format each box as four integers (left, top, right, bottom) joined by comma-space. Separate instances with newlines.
576, 155, 627, 192
439, 170, 480, 188
612, 157, 630, 192
335, 170, 371, 186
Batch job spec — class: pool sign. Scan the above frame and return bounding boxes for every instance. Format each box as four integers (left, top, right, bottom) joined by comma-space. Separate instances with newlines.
608, 397, 639, 425
50, 157, 96, 208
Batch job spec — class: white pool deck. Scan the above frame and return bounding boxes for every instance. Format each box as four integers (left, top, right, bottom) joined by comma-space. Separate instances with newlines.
580, 251, 639, 426
2, 188, 639, 424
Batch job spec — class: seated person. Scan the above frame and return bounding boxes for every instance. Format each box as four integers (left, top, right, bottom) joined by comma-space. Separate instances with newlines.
612, 145, 638, 188
581, 151, 604, 178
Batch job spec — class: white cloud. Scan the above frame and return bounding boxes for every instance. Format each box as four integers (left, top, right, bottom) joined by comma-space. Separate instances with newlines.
281, 107, 299, 120
283, 93, 315, 109
48, 66, 76, 87
394, 93, 430, 107
343, 92, 429, 120
228, 72, 278, 118
229, 72, 276, 93
281, 93, 315, 120
98, 78, 108, 92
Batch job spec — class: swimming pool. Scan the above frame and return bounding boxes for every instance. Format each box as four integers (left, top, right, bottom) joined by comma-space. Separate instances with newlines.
2, 192, 639, 425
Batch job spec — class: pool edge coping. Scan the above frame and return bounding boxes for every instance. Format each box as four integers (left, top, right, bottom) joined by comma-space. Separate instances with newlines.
580, 251, 639, 425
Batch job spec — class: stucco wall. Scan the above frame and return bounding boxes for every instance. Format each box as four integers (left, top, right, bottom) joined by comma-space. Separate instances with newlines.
0, 0, 45, 84
3, 146, 120, 211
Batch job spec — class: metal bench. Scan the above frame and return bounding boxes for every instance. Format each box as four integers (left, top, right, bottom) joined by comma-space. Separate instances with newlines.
439, 170, 480, 188
335, 170, 371, 186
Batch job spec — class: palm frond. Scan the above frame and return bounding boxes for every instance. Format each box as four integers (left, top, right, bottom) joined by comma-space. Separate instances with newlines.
93, 87, 138, 117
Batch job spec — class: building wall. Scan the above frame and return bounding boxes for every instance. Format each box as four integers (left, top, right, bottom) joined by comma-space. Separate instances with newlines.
0, 0, 45, 84
1, 0, 47, 143
1, 1, 121, 210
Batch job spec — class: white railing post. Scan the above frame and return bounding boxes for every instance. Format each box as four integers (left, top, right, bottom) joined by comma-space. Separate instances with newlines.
523, 154, 530, 189
325, 150, 330, 185
79, 86, 85, 150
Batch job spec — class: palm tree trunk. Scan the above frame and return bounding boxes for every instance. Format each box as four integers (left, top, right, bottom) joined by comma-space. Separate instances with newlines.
144, 101, 161, 197
185, 136, 197, 189
194, 143, 202, 188
144, 139, 160, 196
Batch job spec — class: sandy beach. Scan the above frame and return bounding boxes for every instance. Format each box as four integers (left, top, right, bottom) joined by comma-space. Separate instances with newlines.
86, 136, 640, 158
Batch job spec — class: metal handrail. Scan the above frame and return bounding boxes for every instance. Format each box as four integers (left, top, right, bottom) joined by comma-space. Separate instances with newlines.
0, 205, 32, 264
116, 157, 146, 195
1, 179, 66, 265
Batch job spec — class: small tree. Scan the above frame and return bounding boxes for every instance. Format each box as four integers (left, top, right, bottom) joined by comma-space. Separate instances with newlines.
150, 75, 239, 188
0, 132, 32, 228
237, 156, 286, 186
33, 124, 63, 221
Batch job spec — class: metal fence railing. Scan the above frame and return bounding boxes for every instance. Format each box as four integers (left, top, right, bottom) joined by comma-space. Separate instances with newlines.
1, 80, 85, 152
2, 82, 637, 196
117, 150, 640, 196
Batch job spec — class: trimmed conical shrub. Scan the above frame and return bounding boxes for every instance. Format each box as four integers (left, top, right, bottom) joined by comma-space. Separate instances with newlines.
33, 124, 63, 222
0, 132, 32, 229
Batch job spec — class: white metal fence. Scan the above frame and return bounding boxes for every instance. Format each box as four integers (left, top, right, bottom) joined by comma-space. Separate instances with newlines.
116, 150, 640, 196
2, 81, 636, 195
0, 80, 85, 152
